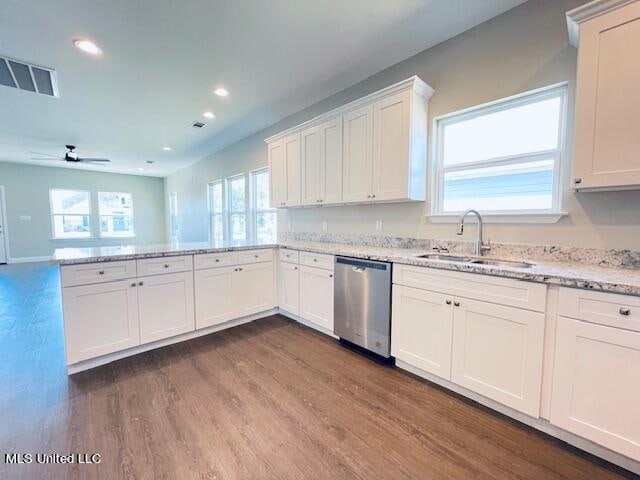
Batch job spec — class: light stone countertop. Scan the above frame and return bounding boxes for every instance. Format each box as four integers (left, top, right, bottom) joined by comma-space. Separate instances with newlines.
52, 240, 640, 297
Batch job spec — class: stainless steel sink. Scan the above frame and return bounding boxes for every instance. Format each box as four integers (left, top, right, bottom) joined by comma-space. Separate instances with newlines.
469, 258, 535, 268
415, 253, 535, 268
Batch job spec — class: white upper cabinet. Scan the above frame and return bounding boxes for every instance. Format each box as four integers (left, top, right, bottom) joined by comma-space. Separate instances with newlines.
568, 1, 640, 191
265, 76, 433, 207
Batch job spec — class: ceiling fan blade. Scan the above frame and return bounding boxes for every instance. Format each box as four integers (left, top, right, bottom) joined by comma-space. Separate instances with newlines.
79, 158, 111, 163
30, 157, 63, 161
28, 151, 60, 158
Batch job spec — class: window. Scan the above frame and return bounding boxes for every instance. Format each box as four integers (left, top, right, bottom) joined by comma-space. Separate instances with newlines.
50, 189, 91, 239
432, 84, 567, 217
226, 174, 247, 245
251, 168, 277, 243
98, 192, 134, 237
208, 181, 224, 244
169, 192, 179, 241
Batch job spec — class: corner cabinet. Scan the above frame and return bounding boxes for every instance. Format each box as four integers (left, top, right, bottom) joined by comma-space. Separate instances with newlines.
266, 76, 433, 207
568, 1, 640, 191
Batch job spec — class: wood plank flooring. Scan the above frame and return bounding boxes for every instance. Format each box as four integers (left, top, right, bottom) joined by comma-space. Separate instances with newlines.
0, 262, 634, 479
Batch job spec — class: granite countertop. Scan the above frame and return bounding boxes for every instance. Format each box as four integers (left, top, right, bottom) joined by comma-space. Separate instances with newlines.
51, 241, 277, 265
53, 240, 640, 296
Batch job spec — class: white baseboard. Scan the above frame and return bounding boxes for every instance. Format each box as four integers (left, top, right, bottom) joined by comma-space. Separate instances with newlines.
395, 360, 640, 476
8, 255, 52, 264
67, 308, 278, 374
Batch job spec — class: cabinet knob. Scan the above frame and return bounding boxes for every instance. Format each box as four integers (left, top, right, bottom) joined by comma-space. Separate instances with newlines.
445, 300, 452, 305
366, 195, 371, 199
98, 270, 105, 275
371, 194, 376, 199
329, 274, 333, 278
131, 282, 137, 287
138, 281, 144, 286
215, 259, 220, 262
313, 258, 317, 262
619, 307, 631, 316
164, 264, 170, 268
454, 301, 460, 307
294, 266, 298, 270
254, 254, 259, 258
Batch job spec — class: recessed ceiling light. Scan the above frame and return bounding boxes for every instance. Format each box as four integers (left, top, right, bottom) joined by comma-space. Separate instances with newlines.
213, 87, 229, 97
203, 111, 215, 119
73, 39, 102, 56
163, 146, 172, 151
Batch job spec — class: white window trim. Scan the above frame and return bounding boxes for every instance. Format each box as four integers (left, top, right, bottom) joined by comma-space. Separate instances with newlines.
249, 167, 276, 243
169, 192, 179, 241
207, 180, 225, 243
97, 191, 136, 238
49, 188, 93, 240
429, 82, 569, 223
225, 173, 249, 244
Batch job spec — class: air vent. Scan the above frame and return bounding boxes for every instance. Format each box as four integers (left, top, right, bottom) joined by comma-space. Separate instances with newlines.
192, 121, 206, 128
0, 55, 58, 97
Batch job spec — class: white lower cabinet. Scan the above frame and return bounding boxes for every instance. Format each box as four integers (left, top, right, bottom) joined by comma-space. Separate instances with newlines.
138, 271, 195, 344
235, 262, 275, 317
550, 316, 640, 461
63, 279, 140, 364
194, 266, 236, 329
278, 262, 300, 315
451, 298, 545, 417
391, 285, 453, 380
299, 265, 334, 332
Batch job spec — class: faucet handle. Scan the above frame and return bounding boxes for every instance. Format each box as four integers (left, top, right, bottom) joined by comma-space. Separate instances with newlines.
482, 239, 492, 252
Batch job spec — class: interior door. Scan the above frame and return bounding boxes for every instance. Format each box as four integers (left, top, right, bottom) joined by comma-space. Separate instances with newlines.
300, 126, 322, 206
342, 104, 373, 203
138, 271, 195, 344
320, 116, 343, 204
0, 188, 7, 264
391, 285, 454, 380
372, 90, 410, 201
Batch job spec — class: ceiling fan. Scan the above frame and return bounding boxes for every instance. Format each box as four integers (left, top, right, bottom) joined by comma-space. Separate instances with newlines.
30, 145, 111, 164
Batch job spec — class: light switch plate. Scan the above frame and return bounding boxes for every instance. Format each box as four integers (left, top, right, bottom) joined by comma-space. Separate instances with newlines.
19, 215, 31, 221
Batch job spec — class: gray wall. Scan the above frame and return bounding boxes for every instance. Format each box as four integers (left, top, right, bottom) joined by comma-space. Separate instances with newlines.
165, 0, 640, 250
0, 161, 166, 259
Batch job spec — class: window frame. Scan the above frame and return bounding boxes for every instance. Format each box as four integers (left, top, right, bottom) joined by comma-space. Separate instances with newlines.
97, 191, 135, 238
430, 83, 569, 223
49, 188, 93, 240
249, 167, 277, 244
207, 180, 225, 244
169, 192, 179, 241
225, 173, 249, 245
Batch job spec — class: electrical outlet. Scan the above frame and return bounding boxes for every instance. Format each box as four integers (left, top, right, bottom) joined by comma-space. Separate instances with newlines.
322, 221, 328, 232
375, 220, 383, 232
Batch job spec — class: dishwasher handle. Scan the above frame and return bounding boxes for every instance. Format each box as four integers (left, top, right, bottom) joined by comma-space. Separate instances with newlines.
335, 256, 389, 271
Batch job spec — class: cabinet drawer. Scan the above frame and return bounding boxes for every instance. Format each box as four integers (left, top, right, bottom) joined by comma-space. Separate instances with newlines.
299, 251, 334, 271
393, 264, 546, 312
279, 249, 299, 264
238, 249, 274, 265
136, 255, 193, 276
61, 260, 137, 287
194, 251, 238, 270
558, 287, 640, 332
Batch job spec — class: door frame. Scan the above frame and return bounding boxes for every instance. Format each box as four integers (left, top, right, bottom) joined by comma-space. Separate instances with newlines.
0, 185, 10, 263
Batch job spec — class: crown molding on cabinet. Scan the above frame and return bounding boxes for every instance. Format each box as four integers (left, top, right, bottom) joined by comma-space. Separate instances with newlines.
566, 0, 638, 47
264, 76, 434, 144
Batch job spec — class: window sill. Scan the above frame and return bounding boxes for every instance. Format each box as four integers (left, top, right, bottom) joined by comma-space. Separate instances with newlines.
50, 237, 97, 241
428, 211, 568, 224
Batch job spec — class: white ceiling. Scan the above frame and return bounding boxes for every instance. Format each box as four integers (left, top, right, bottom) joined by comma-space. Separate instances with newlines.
0, 0, 526, 177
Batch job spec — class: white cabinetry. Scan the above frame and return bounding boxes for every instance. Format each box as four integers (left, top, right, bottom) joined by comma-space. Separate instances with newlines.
278, 261, 300, 315
299, 265, 334, 332
568, 1, 640, 190
550, 287, 640, 461
236, 261, 275, 317
268, 134, 301, 207
62, 279, 140, 364
194, 266, 236, 329
138, 271, 195, 344
391, 285, 453, 380
451, 298, 544, 417
265, 76, 433, 207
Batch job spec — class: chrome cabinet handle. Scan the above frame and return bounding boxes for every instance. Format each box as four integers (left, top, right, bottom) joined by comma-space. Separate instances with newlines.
445, 300, 452, 305
619, 307, 631, 316
453, 301, 460, 307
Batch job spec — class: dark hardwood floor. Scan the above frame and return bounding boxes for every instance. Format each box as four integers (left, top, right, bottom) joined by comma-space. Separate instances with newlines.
0, 262, 634, 479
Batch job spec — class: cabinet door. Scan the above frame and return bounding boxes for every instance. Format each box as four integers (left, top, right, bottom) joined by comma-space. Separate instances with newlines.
372, 90, 410, 201
234, 261, 275, 317
451, 298, 544, 417
573, 2, 640, 190
138, 271, 195, 344
320, 116, 343, 204
283, 133, 301, 206
342, 104, 373, 203
301, 126, 322, 206
278, 262, 300, 315
299, 265, 334, 331
391, 285, 453, 380
194, 266, 236, 329
62, 280, 140, 364
550, 317, 640, 461
268, 140, 286, 208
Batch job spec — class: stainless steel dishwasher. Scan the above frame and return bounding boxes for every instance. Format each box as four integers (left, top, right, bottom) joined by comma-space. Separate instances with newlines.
334, 256, 392, 358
